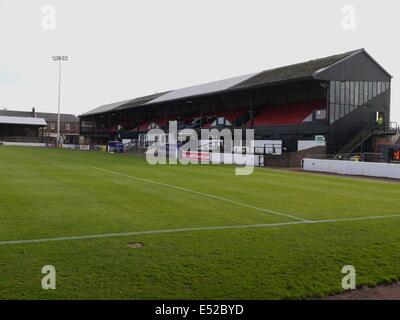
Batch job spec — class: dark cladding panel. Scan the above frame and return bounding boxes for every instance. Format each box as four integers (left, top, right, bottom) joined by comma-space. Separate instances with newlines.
321, 51, 392, 153
315, 51, 392, 82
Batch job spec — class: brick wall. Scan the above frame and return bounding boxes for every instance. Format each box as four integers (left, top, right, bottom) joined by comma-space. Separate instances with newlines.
42, 121, 80, 134
263, 146, 327, 167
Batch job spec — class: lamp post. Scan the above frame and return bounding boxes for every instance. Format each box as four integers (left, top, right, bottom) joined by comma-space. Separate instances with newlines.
52, 55, 68, 147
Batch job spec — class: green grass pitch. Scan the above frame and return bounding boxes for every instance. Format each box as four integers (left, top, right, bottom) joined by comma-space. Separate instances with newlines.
1, 146, 400, 299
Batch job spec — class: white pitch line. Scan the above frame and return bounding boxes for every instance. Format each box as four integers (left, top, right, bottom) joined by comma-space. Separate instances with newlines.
1, 214, 400, 246
92, 166, 308, 222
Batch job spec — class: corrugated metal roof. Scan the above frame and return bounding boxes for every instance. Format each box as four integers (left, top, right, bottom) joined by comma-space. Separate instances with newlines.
231, 50, 362, 91
82, 92, 172, 116
0, 116, 47, 126
114, 92, 171, 111
146, 73, 257, 105
81, 99, 133, 116
82, 49, 365, 116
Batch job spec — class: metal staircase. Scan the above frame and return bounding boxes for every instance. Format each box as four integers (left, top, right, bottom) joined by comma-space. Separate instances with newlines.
339, 129, 375, 154
339, 122, 398, 154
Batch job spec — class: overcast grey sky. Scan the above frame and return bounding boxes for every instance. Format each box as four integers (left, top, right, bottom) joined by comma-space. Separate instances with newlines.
0, 0, 398, 121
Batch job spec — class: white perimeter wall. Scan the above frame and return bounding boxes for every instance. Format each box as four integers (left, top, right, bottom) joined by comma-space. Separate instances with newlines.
211, 153, 262, 166
182, 152, 262, 166
1, 142, 46, 147
252, 140, 282, 155
303, 158, 400, 179
298, 140, 326, 151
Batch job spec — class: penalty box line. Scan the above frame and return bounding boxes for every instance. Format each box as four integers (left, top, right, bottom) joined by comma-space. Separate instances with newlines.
1, 214, 400, 246
92, 166, 309, 222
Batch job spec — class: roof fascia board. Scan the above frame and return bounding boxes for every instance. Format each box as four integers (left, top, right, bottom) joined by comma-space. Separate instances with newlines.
312, 49, 364, 78
362, 50, 393, 78
313, 49, 393, 79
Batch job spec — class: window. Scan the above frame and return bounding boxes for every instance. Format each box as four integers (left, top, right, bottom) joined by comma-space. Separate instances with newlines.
377, 82, 382, 95
354, 82, 359, 106
66, 123, 70, 131
359, 82, 364, 105
315, 110, 326, 120
368, 82, 373, 100
335, 81, 341, 104
344, 81, 350, 114
349, 82, 355, 111
51, 123, 55, 130
328, 79, 390, 122
364, 82, 369, 104
340, 82, 345, 105
329, 82, 335, 103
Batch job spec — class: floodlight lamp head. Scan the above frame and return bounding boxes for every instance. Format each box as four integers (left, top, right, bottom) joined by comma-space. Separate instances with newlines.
52, 56, 69, 61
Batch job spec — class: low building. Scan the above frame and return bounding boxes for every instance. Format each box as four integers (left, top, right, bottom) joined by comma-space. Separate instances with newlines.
36, 112, 80, 144
0, 108, 79, 144
0, 111, 47, 143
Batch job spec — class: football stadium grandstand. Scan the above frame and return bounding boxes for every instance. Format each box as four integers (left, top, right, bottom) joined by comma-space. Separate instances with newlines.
80, 49, 397, 163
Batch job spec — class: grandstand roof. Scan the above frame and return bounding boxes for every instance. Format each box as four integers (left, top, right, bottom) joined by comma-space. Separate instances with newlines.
0, 109, 78, 123
230, 50, 362, 90
114, 92, 170, 111
81, 99, 133, 116
82, 92, 171, 116
82, 49, 367, 116
0, 116, 47, 126
146, 73, 257, 105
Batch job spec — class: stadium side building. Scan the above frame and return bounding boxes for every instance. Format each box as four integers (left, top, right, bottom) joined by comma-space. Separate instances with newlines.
80, 49, 394, 157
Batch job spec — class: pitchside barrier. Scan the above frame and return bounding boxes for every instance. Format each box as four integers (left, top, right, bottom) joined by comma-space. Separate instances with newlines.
303, 158, 400, 179
1, 143, 118, 152
0, 142, 47, 147
309, 152, 384, 162
181, 151, 263, 166
61, 144, 108, 151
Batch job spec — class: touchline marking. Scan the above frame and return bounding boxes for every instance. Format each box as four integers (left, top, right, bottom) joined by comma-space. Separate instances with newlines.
1, 214, 400, 246
92, 166, 308, 222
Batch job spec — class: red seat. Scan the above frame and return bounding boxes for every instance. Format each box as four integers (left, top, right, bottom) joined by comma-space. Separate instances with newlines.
221, 108, 248, 123
203, 108, 248, 127
248, 100, 326, 126
137, 121, 152, 131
